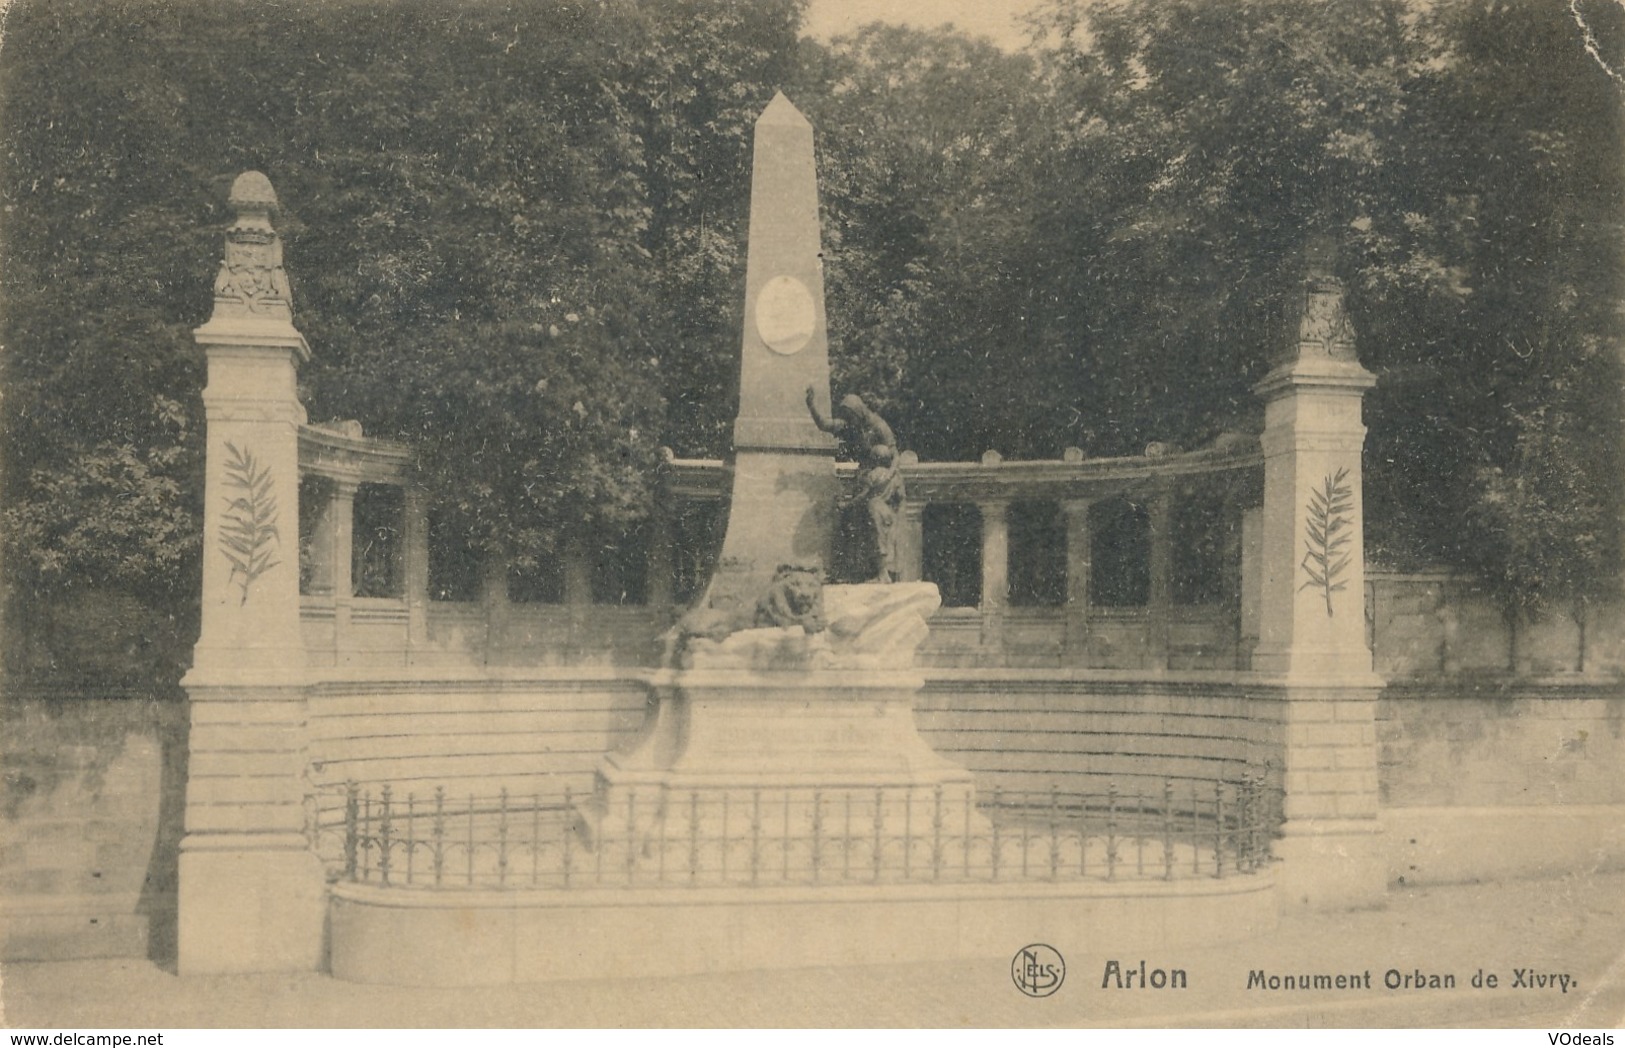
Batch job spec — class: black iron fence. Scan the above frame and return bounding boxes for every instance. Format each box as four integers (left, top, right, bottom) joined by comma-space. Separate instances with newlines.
319, 777, 1280, 890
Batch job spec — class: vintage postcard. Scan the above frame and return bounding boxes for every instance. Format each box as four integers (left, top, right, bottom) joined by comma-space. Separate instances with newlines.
2, 0, 1622, 1031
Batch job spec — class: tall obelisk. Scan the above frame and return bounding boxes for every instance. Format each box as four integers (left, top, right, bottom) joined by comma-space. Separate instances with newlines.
703, 92, 838, 614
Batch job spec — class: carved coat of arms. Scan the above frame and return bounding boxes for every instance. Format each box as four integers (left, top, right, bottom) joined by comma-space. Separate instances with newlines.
1298, 284, 1355, 357
214, 231, 291, 314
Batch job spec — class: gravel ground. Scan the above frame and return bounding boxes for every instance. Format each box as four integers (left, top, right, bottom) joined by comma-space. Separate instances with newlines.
4, 871, 1623, 1029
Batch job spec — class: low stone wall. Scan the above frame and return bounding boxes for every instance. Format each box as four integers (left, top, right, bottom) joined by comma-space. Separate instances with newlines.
915, 673, 1268, 797
918, 609, 1241, 671
1, 696, 185, 962
1378, 680, 1625, 885
306, 673, 648, 804
1368, 573, 1625, 678
1378, 681, 1625, 808
303, 604, 667, 670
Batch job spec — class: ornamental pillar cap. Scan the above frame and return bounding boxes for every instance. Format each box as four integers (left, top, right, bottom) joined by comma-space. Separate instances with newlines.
1254, 236, 1374, 403
195, 171, 309, 360
1279, 234, 1359, 366
229, 171, 280, 213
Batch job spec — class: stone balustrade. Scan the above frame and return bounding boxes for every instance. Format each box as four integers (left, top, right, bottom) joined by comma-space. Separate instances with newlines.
295, 436, 1268, 672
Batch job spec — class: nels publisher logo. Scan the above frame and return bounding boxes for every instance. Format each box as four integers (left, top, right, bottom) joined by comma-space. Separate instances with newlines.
1012, 944, 1066, 998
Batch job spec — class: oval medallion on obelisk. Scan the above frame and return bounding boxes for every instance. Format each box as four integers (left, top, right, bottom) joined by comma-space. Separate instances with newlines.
756, 275, 816, 355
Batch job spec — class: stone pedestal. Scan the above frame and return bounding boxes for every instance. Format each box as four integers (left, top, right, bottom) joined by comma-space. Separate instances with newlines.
586, 671, 984, 865
582, 584, 991, 877
601, 671, 971, 786
178, 826, 325, 974
1251, 682, 1384, 910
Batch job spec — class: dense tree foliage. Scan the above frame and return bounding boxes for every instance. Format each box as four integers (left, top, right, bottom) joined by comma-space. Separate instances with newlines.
793, 25, 1069, 459
1416, 0, 1625, 613
2, 0, 1620, 687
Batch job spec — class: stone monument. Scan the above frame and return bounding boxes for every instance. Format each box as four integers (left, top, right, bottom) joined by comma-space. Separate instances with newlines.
581, 95, 988, 861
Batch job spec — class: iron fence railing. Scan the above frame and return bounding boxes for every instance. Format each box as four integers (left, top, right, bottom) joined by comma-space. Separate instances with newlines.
317, 777, 1280, 890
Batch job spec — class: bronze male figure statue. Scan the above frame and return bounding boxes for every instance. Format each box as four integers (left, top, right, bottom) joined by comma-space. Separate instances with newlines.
806, 387, 905, 583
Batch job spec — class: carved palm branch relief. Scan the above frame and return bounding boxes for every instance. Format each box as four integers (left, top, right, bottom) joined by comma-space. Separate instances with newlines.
219, 441, 281, 605
1299, 466, 1353, 617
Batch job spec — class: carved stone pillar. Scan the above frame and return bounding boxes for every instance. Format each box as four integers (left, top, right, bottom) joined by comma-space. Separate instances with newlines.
1252, 237, 1383, 910
1062, 499, 1092, 661
180, 172, 322, 974
1254, 249, 1378, 679
978, 500, 1009, 654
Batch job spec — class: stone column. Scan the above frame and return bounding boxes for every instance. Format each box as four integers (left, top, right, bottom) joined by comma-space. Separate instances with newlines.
1219, 491, 1248, 668
646, 511, 675, 610
1147, 491, 1173, 670
330, 478, 358, 653
302, 479, 337, 597
403, 484, 429, 650
1239, 505, 1263, 665
1062, 499, 1092, 661
564, 536, 593, 606
564, 535, 593, 658
179, 172, 324, 973
299, 477, 339, 665
898, 501, 925, 583
480, 556, 511, 663
978, 500, 1009, 655
1251, 240, 1384, 909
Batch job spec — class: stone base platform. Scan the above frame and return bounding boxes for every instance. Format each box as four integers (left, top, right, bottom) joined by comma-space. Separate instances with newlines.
328, 870, 1278, 986
581, 666, 992, 861
578, 583, 994, 864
